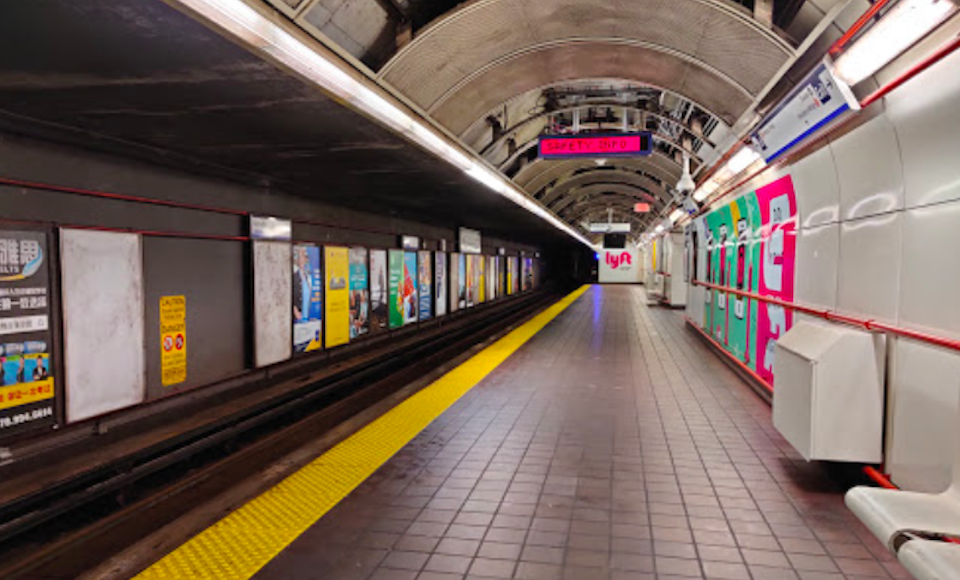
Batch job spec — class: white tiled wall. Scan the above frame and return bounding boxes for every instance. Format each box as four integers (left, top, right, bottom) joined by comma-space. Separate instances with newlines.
698, 47, 960, 491
899, 201, 960, 338
831, 114, 905, 221
888, 340, 960, 492
791, 146, 841, 229
794, 223, 839, 309
885, 47, 960, 209
837, 213, 902, 322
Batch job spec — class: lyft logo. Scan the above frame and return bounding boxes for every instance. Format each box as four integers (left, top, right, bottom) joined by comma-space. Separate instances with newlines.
605, 251, 632, 270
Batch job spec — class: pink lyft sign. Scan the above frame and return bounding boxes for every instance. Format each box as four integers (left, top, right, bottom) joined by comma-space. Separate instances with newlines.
538, 132, 653, 159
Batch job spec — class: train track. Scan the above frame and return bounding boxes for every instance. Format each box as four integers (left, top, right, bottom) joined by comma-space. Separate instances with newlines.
0, 288, 566, 580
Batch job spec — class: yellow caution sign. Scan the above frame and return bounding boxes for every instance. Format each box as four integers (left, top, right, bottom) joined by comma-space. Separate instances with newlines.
160, 296, 186, 386
0, 377, 54, 411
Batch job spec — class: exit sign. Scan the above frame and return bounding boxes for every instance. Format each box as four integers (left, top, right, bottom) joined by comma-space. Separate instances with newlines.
634, 203, 651, 213
538, 132, 653, 159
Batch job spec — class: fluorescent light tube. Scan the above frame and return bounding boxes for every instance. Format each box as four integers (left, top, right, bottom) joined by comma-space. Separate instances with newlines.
171, 0, 593, 247
726, 147, 762, 175
833, 0, 957, 86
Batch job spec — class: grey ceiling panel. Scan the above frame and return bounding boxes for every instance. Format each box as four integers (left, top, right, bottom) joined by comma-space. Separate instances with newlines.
427, 42, 755, 134
381, 0, 793, 131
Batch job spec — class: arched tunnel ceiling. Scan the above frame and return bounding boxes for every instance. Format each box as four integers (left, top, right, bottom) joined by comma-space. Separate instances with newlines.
376, 0, 796, 241
380, 0, 794, 133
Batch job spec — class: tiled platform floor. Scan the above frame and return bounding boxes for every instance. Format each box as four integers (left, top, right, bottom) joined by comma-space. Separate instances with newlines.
253, 286, 907, 580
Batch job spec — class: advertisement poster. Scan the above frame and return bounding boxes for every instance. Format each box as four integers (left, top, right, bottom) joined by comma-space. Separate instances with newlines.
403, 252, 419, 324
324, 246, 350, 348
520, 258, 529, 292
160, 295, 187, 386
462, 254, 471, 308
478, 255, 486, 304
349, 247, 369, 339
0, 229, 56, 437
497, 257, 505, 298
388, 250, 405, 329
369, 250, 388, 334
449, 253, 459, 313
486, 256, 496, 301
293, 244, 323, 353
418, 251, 432, 321
690, 175, 796, 386
472, 255, 481, 305
435, 251, 447, 317
507, 257, 515, 295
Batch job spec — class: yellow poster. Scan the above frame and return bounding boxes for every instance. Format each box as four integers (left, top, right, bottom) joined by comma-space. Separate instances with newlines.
325, 246, 350, 348
0, 371, 54, 411
160, 295, 187, 386
478, 256, 486, 303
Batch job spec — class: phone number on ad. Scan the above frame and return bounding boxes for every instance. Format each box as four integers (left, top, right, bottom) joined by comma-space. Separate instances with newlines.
0, 406, 53, 430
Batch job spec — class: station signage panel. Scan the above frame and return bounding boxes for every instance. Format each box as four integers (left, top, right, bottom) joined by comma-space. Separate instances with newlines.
587, 222, 631, 233
401, 235, 420, 251
250, 215, 292, 241
538, 132, 652, 159
751, 61, 859, 162
458, 227, 482, 254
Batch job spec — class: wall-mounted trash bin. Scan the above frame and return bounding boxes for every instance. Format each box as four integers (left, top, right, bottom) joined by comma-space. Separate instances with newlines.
773, 320, 885, 463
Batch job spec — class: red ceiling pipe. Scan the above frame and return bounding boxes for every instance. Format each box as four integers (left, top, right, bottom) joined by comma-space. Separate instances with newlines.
829, 0, 895, 56
860, 32, 960, 108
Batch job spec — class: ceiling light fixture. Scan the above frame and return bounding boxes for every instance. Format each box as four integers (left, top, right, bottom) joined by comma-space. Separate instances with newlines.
832, 0, 957, 86
168, 0, 594, 248
726, 147, 762, 175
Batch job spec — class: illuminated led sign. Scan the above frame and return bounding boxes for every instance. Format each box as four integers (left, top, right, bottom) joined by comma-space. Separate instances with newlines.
634, 203, 651, 213
538, 132, 653, 159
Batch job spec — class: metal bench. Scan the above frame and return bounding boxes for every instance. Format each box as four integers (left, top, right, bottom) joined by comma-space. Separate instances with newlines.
898, 539, 960, 580
845, 390, 960, 580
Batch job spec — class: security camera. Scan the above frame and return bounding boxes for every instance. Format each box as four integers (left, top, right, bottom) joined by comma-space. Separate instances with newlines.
675, 152, 695, 195
683, 197, 699, 215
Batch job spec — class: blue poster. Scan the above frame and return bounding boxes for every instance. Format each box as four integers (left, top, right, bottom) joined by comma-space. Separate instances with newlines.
349, 247, 369, 339
293, 244, 322, 352
403, 252, 419, 324
418, 251, 432, 320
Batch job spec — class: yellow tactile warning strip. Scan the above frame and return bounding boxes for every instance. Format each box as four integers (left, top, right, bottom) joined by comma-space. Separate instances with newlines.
133, 285, 590, 580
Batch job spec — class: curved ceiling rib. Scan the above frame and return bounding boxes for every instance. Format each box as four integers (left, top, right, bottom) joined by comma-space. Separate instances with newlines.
565, 205, 648, 230
425, 42, 754, 134
540, 172, 667, 206
549, 185, 658, 213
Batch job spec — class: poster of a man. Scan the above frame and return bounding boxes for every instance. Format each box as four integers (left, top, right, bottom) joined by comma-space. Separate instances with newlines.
292, 244, 322, 352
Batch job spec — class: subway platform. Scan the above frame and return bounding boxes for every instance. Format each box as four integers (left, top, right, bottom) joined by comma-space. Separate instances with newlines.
140, 286, 907, 580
